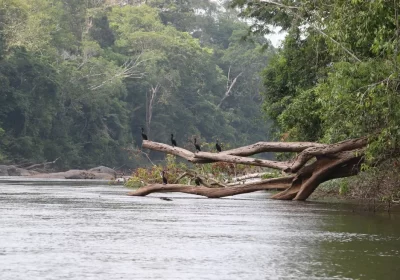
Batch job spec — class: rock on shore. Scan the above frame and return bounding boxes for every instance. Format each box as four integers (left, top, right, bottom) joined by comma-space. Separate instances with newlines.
0, 165, 37, 176
0, 165, 116, 180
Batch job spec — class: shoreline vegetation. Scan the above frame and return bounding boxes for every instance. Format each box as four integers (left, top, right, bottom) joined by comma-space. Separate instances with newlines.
311, 159, 400, 212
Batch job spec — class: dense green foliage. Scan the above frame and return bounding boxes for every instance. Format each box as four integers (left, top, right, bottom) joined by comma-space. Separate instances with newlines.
0, 0, 273, 169
231, 0, 400, 164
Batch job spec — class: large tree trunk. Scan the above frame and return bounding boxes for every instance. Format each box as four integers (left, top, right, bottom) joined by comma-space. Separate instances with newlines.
272, 152, 363, 200
136, 138, 367, 201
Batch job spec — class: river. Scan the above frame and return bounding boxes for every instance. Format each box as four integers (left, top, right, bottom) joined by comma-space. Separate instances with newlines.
0, 178, 399, 280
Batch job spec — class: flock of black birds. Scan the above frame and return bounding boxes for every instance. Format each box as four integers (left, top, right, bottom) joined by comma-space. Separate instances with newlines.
140, 127, 221, 186
140, 127, 222, 153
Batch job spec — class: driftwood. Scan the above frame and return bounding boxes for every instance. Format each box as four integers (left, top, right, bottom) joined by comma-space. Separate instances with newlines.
128, 177, 293, 198
231, 172, 273, 182
18, 157, 60, 171
172, 171, 217, 188
134, 138, 367, 201
183, 169, 228, 188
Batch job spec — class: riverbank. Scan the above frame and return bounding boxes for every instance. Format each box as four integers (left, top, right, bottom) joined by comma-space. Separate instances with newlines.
310, 161, 400, 212
310, 190, 400, 213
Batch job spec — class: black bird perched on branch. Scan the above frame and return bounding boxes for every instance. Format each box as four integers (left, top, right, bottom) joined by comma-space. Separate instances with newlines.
194, 137, 201, 152
216, 139, 222, 152
162, 170, 168, 184
194, 177, 201, 186
141, 127, 148, 140
171, 134, 177, 147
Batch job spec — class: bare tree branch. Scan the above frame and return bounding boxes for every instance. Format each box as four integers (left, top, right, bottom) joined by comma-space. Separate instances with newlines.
259, 0, 299, 10
146, 83, 160, 136
218, 67, 243, 107
194, 151, 289, 170
89, 53, 148, 91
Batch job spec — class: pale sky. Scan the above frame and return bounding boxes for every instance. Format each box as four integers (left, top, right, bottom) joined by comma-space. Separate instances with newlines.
266, 27, 286, 48
209, 0, 287, 48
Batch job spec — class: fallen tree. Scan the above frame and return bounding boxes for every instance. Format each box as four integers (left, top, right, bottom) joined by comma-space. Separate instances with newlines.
128, 176, 293, 198
128, 138, 367, 200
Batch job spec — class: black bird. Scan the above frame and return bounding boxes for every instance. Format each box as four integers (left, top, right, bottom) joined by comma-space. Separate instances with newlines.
171, 134, 177, 147
194, 177, 201, 186
194, 137, 201, 152
162, 170, 168, 184
216, 139, 222, 152
160, 197, 172, 201
141, 127, 148, 140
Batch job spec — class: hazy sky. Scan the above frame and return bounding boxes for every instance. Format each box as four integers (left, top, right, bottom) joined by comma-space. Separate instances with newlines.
266, 27, 286, 48
209, 0, 287, 47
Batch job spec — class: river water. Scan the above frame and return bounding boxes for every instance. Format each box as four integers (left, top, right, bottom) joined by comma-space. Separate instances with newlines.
0, 178, 399, 280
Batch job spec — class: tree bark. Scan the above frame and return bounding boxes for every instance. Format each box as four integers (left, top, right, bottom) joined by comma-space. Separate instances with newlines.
272, 150, 364, 200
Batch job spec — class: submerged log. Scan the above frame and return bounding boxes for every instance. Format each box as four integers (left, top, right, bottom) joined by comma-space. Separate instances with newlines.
137, 138, 367, 201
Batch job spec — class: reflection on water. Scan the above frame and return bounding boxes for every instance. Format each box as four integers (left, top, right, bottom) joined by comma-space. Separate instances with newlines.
0, 178, 399, 280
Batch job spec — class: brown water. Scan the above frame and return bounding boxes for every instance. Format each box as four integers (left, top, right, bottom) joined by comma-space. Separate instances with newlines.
0, 178, 399, 280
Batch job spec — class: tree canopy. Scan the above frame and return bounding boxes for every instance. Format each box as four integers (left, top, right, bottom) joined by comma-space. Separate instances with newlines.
231, 0, 400, 164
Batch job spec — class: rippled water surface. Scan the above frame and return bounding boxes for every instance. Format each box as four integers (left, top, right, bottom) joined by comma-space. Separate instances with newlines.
1, 178, 400, 280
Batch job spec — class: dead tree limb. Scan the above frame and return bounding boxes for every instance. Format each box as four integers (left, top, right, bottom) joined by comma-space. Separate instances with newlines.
230, 172, 274, 182
128, 176, 293, 198
172, 171, 214, 188
218, 67, 243, 108
194, 151, 289, 170
219, 141, 327, 156
25, 157, 60, 171
286, 137, 367, 173
145, 84, 160, 136
142, 140, 327, 162
184, 169, 227, 188
173, 172, 188, 183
